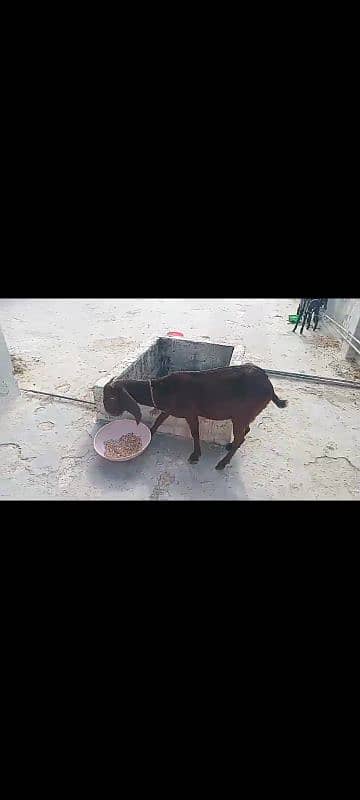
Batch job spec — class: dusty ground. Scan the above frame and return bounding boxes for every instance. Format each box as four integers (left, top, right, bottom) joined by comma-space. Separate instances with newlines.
0, 298, 359, 500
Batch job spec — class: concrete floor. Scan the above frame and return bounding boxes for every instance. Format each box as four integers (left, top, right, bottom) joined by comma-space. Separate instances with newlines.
1, 298, 359, 500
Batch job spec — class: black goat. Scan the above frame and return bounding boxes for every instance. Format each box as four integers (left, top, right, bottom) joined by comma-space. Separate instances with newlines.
103, 364, 288, 470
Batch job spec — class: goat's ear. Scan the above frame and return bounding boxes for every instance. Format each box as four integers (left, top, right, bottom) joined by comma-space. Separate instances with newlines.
122, 389, 142, 425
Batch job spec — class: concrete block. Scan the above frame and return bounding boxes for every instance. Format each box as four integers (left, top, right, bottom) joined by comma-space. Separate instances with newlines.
93, 336, 235, 445
0, 326, 19, 399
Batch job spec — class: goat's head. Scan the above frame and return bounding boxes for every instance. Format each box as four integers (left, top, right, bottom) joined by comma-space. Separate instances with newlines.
103, 379, 142, 425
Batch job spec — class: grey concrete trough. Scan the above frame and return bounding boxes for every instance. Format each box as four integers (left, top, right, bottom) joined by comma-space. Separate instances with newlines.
93, 336, 234, 445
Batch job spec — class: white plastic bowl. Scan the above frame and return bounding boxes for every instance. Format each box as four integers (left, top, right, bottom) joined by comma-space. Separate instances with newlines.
94, 419, 152, 462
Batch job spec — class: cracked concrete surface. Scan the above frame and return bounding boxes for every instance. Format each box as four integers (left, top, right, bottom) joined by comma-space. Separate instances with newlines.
1, 298, 359, 500
304, 455, 360, 471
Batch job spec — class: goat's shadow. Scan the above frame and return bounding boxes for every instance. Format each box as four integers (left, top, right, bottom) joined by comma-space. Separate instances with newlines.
88, 421, 248, 500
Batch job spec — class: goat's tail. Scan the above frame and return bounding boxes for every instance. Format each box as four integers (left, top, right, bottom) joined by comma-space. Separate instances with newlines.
272, 389, 288, 408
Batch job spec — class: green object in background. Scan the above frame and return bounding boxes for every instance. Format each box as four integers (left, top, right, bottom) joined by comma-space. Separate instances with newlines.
288, 314, 300, 324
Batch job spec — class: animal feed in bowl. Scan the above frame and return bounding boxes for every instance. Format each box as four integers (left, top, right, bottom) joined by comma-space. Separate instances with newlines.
104, 433, 143, 459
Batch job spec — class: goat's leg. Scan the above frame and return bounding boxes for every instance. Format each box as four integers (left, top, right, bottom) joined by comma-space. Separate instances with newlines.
300, 312, 308, 334
186, 416, 201, 463
226, 425, 250, 450
150, 411, 170, 437
293, 309, 303, 332
216, 421, 246, 470
313, 311, 319, 331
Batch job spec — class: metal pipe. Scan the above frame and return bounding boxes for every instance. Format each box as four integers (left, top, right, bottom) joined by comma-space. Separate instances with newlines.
264, 368, 360, 390
324, 313, 360, 348
323, 317, 360, 357
323, 315, 358, 348
327, 329, 360, 357
20, 388, 96, 405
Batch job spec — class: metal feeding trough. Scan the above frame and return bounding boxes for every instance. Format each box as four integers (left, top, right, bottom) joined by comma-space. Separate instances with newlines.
93, 336, 234, 445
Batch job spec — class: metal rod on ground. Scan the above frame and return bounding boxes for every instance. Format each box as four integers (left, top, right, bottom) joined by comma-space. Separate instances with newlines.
264, 369, 360, 390
20, 388, 96, 405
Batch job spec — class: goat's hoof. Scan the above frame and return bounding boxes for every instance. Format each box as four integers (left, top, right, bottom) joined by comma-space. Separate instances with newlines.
215, 461, 226, 470
188, 453, 199, 464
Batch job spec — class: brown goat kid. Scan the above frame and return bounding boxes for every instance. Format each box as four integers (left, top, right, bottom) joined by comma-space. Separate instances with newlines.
103, 364, 288, 470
